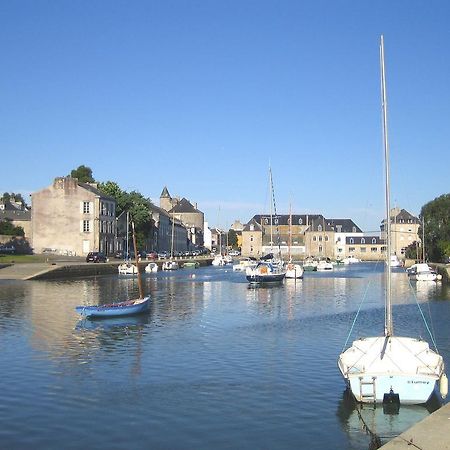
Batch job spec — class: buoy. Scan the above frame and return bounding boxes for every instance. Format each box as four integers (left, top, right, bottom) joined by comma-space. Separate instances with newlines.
440, 373, 448, 399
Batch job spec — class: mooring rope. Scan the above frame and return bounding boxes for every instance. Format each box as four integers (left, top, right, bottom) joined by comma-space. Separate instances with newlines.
406, 275, 439, 352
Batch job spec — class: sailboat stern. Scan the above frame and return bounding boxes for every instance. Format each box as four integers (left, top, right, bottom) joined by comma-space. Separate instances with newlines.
338, 337, 444, 404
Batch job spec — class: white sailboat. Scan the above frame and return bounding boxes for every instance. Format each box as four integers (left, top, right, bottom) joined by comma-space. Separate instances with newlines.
163, 213, 179, 270
285, 204, 303, 279
338, 36, 447, 405
118, 211, 138, 275
246, 167, 286, 284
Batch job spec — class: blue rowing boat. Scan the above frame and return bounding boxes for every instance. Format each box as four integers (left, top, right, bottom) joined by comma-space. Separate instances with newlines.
76, 296, 150, 318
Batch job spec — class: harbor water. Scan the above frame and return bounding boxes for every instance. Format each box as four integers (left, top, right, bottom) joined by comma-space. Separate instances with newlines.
0, 263, 449, 449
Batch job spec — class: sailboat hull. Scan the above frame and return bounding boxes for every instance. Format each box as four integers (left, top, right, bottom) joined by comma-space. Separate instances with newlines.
76, 297, 150, 318
338, 336, 444, 404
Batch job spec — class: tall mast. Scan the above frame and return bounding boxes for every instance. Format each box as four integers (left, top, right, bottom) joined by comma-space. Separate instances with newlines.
381, 35, 393, 336
131, 221, 144, 299
269, 167, 273, 253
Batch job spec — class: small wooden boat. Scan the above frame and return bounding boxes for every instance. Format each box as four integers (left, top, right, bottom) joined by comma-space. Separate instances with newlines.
76, 220, 150, 319
75, 297, 150, 318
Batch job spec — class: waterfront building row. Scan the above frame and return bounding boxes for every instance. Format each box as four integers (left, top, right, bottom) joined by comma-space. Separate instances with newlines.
240, 209, 420, 261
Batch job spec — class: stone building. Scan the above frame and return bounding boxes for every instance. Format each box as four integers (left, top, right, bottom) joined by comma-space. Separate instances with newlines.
380, 208, 420, 258
159, 186, 204, 249
31, 177, 116, 256
345, 235, 385, 261
241, 213, 363, 259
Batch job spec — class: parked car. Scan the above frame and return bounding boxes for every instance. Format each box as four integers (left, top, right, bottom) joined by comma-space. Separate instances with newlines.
86, 252, 107, 263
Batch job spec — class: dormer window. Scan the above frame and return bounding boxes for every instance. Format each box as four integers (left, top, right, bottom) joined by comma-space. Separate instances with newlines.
372, 238, 376, 244
298, 218, 303, 225
352, 226, 356, 233
318, 225, 322, 232
361, 238, 365, 244
350, 238, 354, 244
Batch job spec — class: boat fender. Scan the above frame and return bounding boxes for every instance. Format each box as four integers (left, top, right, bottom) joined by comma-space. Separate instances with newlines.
440, 373, 448, 399
437, 274, 443, 281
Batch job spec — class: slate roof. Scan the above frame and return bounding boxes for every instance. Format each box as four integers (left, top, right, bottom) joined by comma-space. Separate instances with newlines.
0, 209, 31, 221
243, 218, 263, 232
246, 214, 362, 233
345, 236, 385, 245
78, 182, 116, 202
160, 186, 171, 198
170, 198, 199, 214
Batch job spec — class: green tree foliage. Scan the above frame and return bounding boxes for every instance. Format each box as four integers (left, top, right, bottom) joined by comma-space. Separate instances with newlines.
0, 220, 25, 236
70, 165, 95, 183
98, 182, 154, 249
228, 229, 238, 248
420, 193, 450, 262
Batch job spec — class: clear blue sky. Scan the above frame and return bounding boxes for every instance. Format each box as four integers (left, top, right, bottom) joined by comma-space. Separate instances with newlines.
2, 1, 449, 232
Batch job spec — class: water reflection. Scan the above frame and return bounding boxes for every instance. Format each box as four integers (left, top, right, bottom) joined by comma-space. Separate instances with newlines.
337, 388, 440, 449
0, 263, 448, 449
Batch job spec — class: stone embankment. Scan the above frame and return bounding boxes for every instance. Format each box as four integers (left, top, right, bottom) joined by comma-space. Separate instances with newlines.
0, 258, 213, 281
380, 402, 450, 449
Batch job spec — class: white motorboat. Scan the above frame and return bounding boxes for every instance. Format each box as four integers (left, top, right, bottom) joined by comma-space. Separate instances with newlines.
389, 254, 403, 268
118, 262, 138, 275
145, 262, 158, 273
342, 255, 360, 265
302, 257, 318, 272
232, 258, 257, 272
317, 260, 334, 271
407, 263, 441, 281
338, 36, 447, 405
162, 260, 179, 270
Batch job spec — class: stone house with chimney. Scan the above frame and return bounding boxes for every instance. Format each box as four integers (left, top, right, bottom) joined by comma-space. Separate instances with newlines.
31, 177, 116, 256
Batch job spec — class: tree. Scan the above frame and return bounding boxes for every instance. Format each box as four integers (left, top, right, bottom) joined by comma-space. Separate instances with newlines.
0, 220, 24, 236
420, 193, 450, 262
70, 165, 94, 183
98, 182, 154, 249
227, 229, 238, 248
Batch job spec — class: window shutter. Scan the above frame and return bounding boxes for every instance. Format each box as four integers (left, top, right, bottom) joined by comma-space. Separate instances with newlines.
80, 202, 84, 214
80, 220, 84, 232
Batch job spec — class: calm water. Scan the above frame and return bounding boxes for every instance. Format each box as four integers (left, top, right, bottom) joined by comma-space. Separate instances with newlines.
1, 263, 449, 450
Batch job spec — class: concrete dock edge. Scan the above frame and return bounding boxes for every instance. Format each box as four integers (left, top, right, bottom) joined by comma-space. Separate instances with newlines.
380, 402, 450, 449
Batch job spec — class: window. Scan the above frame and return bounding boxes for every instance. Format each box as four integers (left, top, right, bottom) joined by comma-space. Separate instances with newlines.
298, 218, 303, 225
361, 238, 365, 244
325, 235, 329, 241
250, 236, 253, 242
349, 247, 355, 253
361, 247, 366, 253
336, 225, 342, 232
350, 238, 354, 244
371, 247, 378, 252
83, 220, 90, 232
352, 226, 356, 233
83, 201, 90, 214
313, 236, 317, 241
318, 245, 323, 253
372, 238, 376, 244
319, 236, 323, 242
318, 225, 322, 232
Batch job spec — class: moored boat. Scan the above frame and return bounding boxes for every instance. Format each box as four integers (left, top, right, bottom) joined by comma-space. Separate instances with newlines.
246, 261, 286, 284
76, 220, 151, 319
338, 36, 446, 405
145, 262, 158, 273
